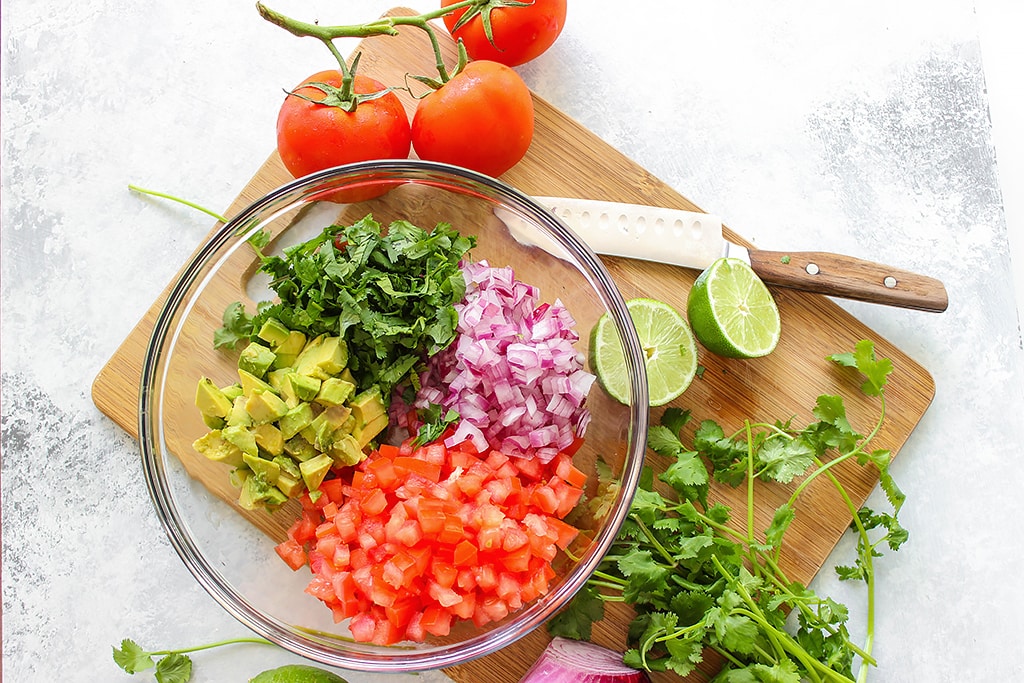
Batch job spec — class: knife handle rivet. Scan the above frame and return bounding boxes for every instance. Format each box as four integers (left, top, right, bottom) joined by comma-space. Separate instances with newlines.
884, 276, 898, 289
805, 263, 820, 275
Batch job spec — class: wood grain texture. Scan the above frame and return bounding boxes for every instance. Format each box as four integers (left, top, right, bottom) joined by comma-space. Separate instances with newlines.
748, 249, 950, 312
90, 8, 936, 682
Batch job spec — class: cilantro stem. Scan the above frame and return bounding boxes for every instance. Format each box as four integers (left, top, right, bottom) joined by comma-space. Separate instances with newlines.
128, 184, 228, 224
632, 515, 678, 567
147, 637, 271, 656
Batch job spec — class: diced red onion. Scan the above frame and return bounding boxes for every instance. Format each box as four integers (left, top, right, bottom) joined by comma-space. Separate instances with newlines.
412, 261, 595, 462
518, 638, 650, 682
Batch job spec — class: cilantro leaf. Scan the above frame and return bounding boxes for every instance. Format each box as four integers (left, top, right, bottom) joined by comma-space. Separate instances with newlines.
154, 653, 193, 683
112, 639, 154, 674
828, 339, 892, 397
764, 503, 795, 550
755, 437, 815, 484
547, 584, 605, 641
212, 301, 253, 350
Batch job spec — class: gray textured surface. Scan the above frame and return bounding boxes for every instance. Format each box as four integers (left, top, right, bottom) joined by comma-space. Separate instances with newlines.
3, 1, 1023, 681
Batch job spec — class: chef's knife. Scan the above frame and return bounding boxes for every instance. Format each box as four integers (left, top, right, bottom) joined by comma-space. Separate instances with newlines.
533, 196, 948, 313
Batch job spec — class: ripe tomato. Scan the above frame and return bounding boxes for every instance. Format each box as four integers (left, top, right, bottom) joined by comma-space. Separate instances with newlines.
411, 60, 534, 177
276, 70, 411, 199
441, 0, 567, 67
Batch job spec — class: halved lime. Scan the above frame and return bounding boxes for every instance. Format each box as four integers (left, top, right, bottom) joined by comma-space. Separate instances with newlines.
250, 664, 348, 683
590, 298, 698, 407
687, 257, 781, 359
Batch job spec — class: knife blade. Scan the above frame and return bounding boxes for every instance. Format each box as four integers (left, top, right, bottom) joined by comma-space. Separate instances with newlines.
532, 196, 948, 313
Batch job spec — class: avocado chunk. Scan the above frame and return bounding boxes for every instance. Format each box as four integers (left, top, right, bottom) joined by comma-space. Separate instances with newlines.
245, 389, 289, 424
329, 433, 365, 467
299, 453, 334, 492
220, 383, 244, 402
309, 404, 353, 450
279, 403, 314, 441
238, 342, 277, 378
238, 368, 276, 397
192, 430, 245, 468
284, 434, 320, 462
238, 473, 288, 511
201, 413, 226, 430
275, 471, 305, 498
195, 377, 232, 418
350, 389, 385, 428
315, 377, 356, 407
294, 334, 348, 380
243, 453, 281, 485
272, 330, 308, 369
256, 317, 291, 348
226, 395, 252, 428
252, 422, 284, 456
353, 412, 389, 449
285, 372, 322, 403
222, 424, 258, 456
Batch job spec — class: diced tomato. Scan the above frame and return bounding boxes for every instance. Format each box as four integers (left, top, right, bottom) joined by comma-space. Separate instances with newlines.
274, 434, 588, 644
275, 539, 307, 571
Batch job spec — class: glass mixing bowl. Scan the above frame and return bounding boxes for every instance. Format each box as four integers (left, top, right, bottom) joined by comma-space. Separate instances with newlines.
138, 159, 649, 671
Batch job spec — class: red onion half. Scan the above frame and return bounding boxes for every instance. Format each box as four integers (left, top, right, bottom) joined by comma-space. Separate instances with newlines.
519, 637, 649, 682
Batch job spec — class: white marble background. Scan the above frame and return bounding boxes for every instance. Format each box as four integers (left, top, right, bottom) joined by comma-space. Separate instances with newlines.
3, 1, 1023, 681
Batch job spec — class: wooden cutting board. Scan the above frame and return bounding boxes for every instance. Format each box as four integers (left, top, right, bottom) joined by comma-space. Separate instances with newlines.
92, 9, 936, 682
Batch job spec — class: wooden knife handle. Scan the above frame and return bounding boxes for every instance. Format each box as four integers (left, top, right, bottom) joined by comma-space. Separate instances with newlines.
747, 250, 949, 312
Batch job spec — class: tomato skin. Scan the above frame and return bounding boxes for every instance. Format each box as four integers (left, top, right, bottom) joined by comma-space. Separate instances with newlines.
276, 70, 411, 199
441, 0, 567, 67
411, 60, 534, 178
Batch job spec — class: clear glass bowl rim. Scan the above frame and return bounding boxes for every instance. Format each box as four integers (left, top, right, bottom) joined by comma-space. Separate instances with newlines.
138, 159, 650, 671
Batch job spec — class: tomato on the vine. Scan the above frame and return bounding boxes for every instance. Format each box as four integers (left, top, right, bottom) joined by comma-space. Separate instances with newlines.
441, 0, 567, 67
276, 70, 412, 192
412, 60, 534, 177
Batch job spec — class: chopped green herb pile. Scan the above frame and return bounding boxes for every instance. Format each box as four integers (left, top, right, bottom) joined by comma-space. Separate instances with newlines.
216, 214, 475, 398
550, 340, 906, 683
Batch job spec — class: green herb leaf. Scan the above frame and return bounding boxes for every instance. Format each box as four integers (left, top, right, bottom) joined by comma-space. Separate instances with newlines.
213, 301, 254, 350
546, 583, 605, 641
154, 653, 193, 683
112, 639, 154, 674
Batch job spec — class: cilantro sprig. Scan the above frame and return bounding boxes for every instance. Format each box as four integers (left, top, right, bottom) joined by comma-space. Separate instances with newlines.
112, 636, 271, 683
551, 339, 905, 683
216, 214, 475, 398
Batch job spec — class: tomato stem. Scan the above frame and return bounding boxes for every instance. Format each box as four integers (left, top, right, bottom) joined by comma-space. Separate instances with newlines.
255, 1, 485, 85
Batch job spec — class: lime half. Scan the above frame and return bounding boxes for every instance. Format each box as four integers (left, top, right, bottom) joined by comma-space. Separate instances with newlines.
687, 257, 781, 359
590, 298, 698, 407
250, 665, 348, 683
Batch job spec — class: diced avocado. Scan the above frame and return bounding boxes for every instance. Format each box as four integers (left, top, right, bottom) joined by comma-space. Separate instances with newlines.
238, 368, 276, 397
221, 383, 244, 402
275, 471, 305, 498
222, 424, 258, 456
286, 372, 322, 403
315, 377, 356, 407
279, 403, 314, 441
192, 430, 245, 468
273, 454, 302, 480
195, 377, 232, 418
284, 435, 319, 462
243, 453, 281, 485
226, 395, 252, 428
353, 412, 389, 449
329, 433, 364, 467
350, 388, 387, 428
266, 368, 292, 392
310, 404, 352, 450
238, 342, 277, 378
202, 413, 226, 430
245, 389, 289, 424
238, 473, 288, 511
294, 334, 348, 380
340, 368, 356, 386
299, 453, 334, 492
271, 330, 308, 369
256, 317, 291, 347
229, 467, 249, 489
253, 422, 284, 456
340, 415, 356, 434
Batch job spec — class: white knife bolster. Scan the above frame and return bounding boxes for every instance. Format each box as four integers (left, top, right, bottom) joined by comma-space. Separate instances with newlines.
536, 196, 723, 270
